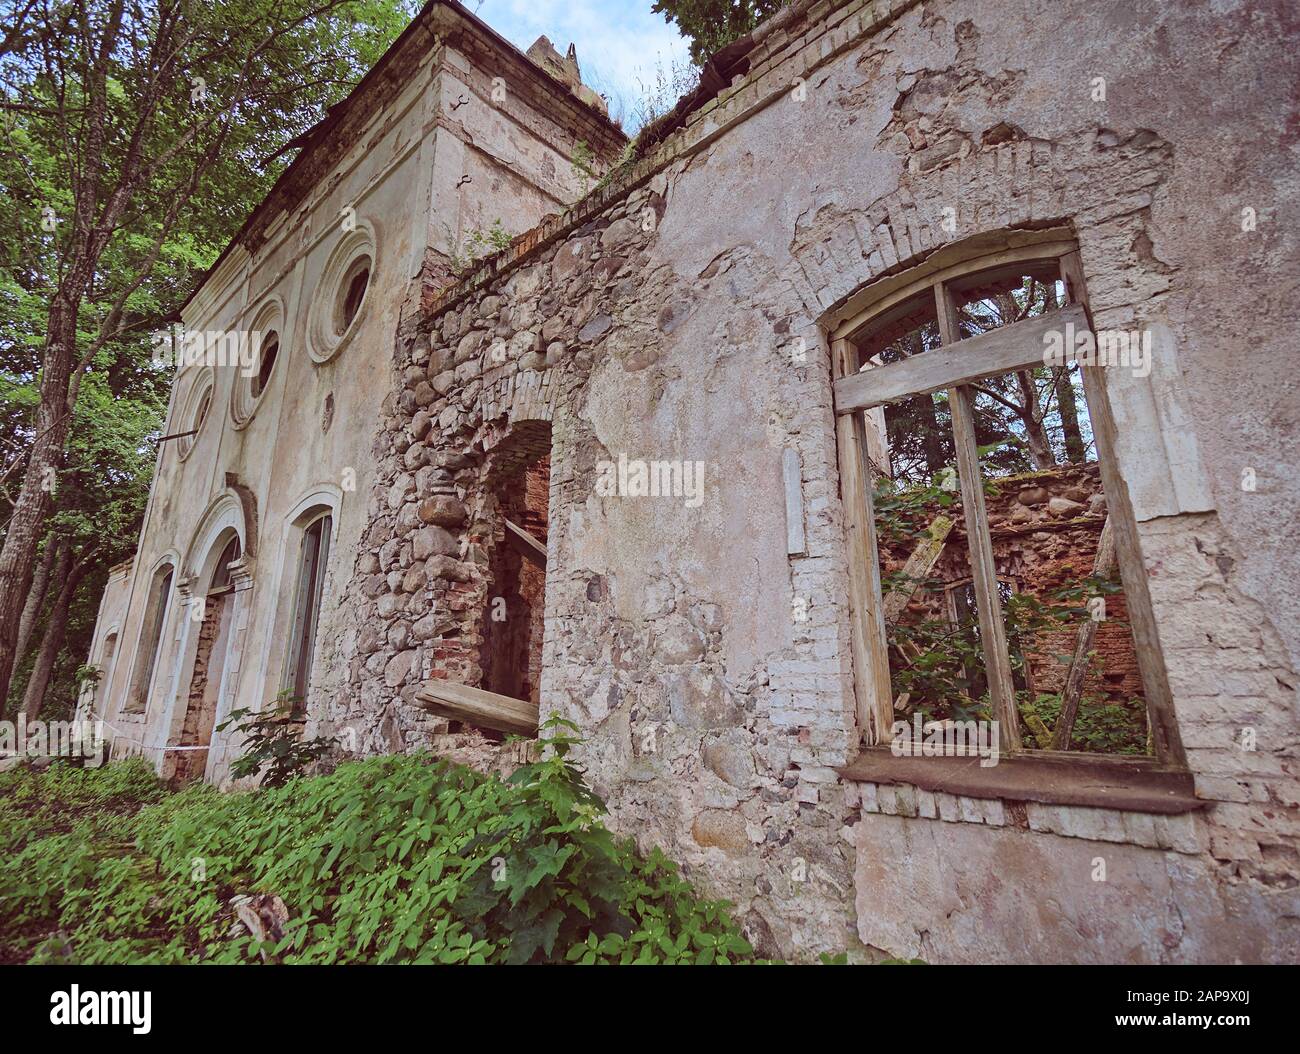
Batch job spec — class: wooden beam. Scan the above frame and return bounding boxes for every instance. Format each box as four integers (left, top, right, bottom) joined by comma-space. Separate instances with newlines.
936, 283, 1022, 753
832, 337, 895, 745
826, 228, 1078, 337
882, 514, 954, 623
833, 303, 1088, 414
1058, 251, 1184, 766
1051, 516, 1117, 750
415, 680, 539, 736
838, 748, 1206, 814
504, 518, 547, 563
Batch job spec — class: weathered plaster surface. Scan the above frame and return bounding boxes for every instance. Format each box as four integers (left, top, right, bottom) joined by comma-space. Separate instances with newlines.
89, 15, 620, 782
338, 0, 1297, 960
92, 0, 1299, 963
851, 810, 1299, 964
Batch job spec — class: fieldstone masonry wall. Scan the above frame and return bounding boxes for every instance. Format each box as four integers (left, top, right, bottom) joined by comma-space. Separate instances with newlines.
313, 0, 1299, 961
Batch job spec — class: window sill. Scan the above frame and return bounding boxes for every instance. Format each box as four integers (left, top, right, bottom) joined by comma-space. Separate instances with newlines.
839, 748, 1206, 815
415, 679, 539, 737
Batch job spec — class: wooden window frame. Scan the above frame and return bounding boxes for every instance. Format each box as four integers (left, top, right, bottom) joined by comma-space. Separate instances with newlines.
124, 564, 174, 715
281, 511, 332, 719
830, 236, 1193, 809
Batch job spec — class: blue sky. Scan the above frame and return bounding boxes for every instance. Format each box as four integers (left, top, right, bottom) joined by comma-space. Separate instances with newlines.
469, 0, 692, 126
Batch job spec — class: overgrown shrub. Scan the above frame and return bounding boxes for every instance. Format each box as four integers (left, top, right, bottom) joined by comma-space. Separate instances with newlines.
215, 694, 337, 787
0, 722, 758, 964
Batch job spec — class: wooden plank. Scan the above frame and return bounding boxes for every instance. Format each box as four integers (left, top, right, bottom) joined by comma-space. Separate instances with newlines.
837, 748, 1206, 814
882, 514, 954, 623
415, 679, 539, 736
936, 283, 1022, 753
854, 410, 896, 741
1058, 251, 1184, 767
827, 229, 1078, 338
504, 518, 547, 563
832, 337, 894, 745
863, 405, 889, 474
833, 303, 1088, 414
782, 447, 806, 556
1051, 516, 1117, 750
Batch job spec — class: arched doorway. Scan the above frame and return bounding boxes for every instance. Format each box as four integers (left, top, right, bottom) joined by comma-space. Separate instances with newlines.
168, 534, 242, 783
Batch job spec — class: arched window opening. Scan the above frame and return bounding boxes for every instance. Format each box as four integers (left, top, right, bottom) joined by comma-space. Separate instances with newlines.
169, 534, 242, 784
124, 564, 174, 714
830, 233, 1182, 776
283, 512, 333, 719
252, 331, 279, 399
92, 631, 118, 713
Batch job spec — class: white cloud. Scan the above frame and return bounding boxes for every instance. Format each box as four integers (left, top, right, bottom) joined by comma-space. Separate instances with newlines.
470, 0, 692, 127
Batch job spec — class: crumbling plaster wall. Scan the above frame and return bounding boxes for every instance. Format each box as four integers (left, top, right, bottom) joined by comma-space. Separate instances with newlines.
97, 22, 611, 783
339, 169, 866, 955
429, 38, 617, 266
343, 0, 1298, 961
804, 0, 1300, 963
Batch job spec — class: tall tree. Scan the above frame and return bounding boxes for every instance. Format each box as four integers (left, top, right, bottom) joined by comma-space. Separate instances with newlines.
0, 0, 414, 706
19, 542, 93, 719
651, 0, 783, 66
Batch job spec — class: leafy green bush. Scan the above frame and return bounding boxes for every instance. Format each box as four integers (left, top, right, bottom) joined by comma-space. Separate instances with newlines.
0, 722, 759, 965
874, 476, 1147, 753
215, 694, 337, 788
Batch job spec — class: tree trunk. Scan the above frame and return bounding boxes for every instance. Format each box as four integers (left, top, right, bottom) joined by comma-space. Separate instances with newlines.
905, 333, 949, 478
15, 539, 62, 669
1015, 369, 1057, 470
19, 554, 90, 723
0, 307, 79, 704
1052, 518, 1118, 751
1056, 366, 1087, 464
0, 0, 118, 702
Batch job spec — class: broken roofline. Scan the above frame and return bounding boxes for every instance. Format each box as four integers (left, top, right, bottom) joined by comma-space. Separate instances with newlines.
422, 0, 925, 321
179, 0, 628, 316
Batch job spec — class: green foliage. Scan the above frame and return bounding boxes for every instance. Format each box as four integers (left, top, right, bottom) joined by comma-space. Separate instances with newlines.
1018, 691, 1148, 755
444, 219, 514, 274
0, 724, 762, 965
628, 56, 701, 133
570, 139, 598, 195
874, 478, 1146, 752
0, 757, 181, 964
651, 0, 784, 66
215, 694, 338, 788
0, 0, 417, 718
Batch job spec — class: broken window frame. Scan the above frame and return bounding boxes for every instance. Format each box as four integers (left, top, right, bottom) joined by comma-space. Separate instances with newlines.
124, 563, 175, 714
281, 511, 332, 719
828, 232, 1186, 780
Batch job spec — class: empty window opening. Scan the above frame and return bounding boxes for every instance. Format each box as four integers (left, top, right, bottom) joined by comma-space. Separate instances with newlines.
93, 632, 118, 713
480, 452, 550, 707
252, 331, 279, 399
194, 388, 211, 433
337, 258, 371, 335
833, 243, 1180, 765
170, 536, 241, 784
283, 512, 333, 719
178, 379, 212, 458
124, 564, 174, 713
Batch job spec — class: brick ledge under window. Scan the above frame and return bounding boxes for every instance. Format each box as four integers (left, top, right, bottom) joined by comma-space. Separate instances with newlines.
839, 748, 1206, 815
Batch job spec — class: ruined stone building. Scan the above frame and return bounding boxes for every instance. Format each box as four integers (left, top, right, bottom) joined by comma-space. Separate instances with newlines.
82, 0, 1300, 962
